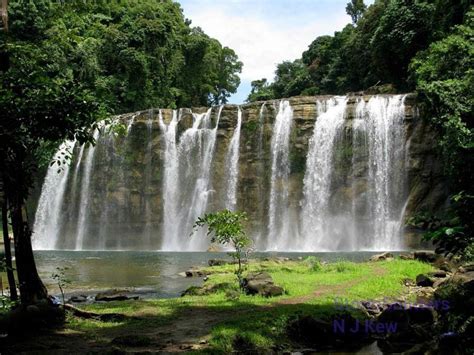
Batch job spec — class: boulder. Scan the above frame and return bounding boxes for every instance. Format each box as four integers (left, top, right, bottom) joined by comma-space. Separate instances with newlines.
414, 251, 440, 263
243, 272, 284, 297
95, 290, 139, 302
434, 271, 474, 314
369, 252, 393, 262
416, 274, 435, 287
286, 314, 372, 349
68, 295, 88, 303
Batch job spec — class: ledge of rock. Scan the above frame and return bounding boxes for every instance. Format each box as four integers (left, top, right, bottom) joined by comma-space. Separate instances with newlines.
95, 289, 139, 302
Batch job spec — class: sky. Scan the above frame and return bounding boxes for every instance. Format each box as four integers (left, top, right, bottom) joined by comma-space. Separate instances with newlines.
179, 0, 374, 104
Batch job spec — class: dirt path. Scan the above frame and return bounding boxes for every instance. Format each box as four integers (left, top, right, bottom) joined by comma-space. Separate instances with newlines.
138, 265, 388, 352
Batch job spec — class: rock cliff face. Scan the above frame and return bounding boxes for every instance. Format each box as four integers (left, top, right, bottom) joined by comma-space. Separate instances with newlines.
32, 94, 447, 251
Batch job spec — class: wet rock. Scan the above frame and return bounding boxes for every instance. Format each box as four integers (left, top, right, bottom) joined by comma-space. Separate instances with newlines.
243, 272, 284, 297
95, 290, 139, 302
369, 252, 393, 262
416, 274, 435, 287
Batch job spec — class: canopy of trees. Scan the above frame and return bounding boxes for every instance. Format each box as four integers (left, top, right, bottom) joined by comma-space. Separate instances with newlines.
0, 0, 242, 304
248, 0, 473, 258
248, 0, 472, 100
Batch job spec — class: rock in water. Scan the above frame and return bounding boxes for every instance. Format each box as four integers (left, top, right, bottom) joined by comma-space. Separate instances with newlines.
95, 289, 139, 302
369, 252, 394, 261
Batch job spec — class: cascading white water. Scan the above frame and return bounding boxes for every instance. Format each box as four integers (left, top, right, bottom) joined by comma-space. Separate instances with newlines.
160, 107, 221, 251
32, 140, 76, 250
267, 100, 295, 250
364, 95, 407, 250
142, 113, 154, 246
224, 106, 242, 210
300, 97, 347, 251
33, 95, 409, 252
74, 129, 100, 250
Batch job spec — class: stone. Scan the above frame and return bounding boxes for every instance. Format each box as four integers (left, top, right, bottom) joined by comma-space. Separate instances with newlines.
414, 251, 439, 263
416, 274, 435, 287
286, 314, 372, 349
69, 295, 88, 303
428, 270, 447, 278
369, 252, 394, 262
458, 263, 474, 273
181, 283, 232, 296
243, 272, 284, 297
95, 290, 139, 302
399, 253, 414, 260
434, 271, 474, 314
360, 301, 383, 316
184, 268, 206, 277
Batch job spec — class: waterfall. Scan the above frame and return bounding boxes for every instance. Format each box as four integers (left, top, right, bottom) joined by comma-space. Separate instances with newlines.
74, 129, 100, 250
32, 140, 76, 250
224, 106, 242, 210
300, 97, 347, 251
159, 110, 179, 250
32, 95, 410, 252
142, 112, 154, 246
364, 95, 407, 250
160, 107, 220, 251
267, 100, 294, 250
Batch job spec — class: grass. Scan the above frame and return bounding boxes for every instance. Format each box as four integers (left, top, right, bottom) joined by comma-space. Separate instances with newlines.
63, 257, 432, 352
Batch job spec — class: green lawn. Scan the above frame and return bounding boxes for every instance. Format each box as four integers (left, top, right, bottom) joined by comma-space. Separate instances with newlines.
66, 258, 433, 352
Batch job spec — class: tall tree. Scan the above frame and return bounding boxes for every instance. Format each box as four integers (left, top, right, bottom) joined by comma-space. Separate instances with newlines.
346, 0, 366, 24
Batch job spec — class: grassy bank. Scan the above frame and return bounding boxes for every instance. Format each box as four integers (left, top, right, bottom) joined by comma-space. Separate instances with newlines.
62, 258, 432, 352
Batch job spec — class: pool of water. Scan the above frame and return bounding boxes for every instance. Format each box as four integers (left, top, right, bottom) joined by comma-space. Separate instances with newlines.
7, 251, 392, 299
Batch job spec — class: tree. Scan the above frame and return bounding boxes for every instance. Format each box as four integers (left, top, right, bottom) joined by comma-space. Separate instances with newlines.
247, 78, 273, 102
346, 0, 366, 24
193, 210, 251, 290
0, 0, 242, 305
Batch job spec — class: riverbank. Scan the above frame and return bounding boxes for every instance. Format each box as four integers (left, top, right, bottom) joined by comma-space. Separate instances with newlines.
2, 256, 445, 353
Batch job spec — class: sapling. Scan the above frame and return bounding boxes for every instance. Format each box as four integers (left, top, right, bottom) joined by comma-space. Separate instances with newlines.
193, 210, 252, 291
52, 267, 71, 309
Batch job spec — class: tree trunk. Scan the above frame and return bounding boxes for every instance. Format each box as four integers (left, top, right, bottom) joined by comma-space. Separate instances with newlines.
10, 192, 47, 304
1, 195, 18, 301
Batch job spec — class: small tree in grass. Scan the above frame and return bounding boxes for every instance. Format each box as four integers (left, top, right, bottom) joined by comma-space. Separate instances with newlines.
193, 210, 251, 290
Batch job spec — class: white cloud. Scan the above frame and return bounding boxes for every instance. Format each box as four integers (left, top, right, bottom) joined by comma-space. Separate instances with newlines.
182, 6, 350, 82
